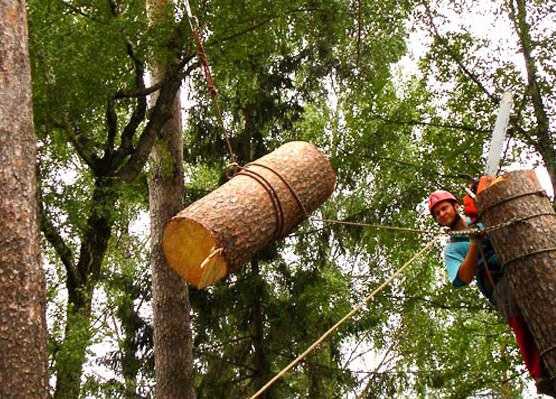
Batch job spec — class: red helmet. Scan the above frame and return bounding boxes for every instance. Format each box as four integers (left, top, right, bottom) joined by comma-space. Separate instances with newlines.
428, 190, 458, 213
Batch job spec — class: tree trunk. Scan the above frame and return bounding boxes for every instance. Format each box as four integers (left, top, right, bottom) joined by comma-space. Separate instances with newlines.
0, 0, 49, 396
477, 170, 556, 388
147, 2, 195, 397
250, 259, 273, 399
54, 291, 93, 399
53, 179, 116, 399
148, 92, 196, 398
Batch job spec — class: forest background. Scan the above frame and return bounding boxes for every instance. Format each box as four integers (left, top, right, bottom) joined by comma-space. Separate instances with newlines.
3, 0, 556, 398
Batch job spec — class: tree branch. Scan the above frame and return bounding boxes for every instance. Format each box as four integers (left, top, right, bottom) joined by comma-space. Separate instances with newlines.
114, 82, 162, 99
118, 41, 148, 156
211, 7, 320, 46
114, 63, 190, 182
58, 0, 99, 21
38, 200, 80, 288
104, 97, 118, 157
51, 116, 102, 174
422, 2, 499, 104
509, 0, 556, 193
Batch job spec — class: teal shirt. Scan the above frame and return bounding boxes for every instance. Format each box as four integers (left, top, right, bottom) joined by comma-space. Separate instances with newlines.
443, 222, 501, 301
444, 239, 470, 288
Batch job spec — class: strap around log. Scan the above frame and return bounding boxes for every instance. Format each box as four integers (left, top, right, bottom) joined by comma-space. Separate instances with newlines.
541, 344, 556, 359
503, 247, 556, 268
479, 189, 548, 216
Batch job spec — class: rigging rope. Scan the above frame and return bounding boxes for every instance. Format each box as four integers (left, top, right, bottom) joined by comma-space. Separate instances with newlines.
315, 218, 433, 235
247, 238, 439, 399
183, 0, 237, 163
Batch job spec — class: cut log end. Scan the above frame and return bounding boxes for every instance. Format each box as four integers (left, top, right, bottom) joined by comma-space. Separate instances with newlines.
162, 218, 228, 289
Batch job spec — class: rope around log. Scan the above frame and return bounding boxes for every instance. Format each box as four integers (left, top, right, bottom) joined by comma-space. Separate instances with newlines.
247, 238, 439, 399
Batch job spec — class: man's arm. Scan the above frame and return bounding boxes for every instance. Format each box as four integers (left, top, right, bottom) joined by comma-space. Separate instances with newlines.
457, 240, 480, 284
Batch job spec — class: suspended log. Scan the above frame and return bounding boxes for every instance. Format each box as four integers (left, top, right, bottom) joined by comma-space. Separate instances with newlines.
477, 170, 556, 383
162, 141, 336, 288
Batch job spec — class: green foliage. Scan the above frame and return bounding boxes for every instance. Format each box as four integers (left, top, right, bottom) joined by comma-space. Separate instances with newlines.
30, 0, 556, 397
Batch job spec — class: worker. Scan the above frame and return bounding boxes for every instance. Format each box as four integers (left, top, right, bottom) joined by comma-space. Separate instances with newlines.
428, 190, 554, 397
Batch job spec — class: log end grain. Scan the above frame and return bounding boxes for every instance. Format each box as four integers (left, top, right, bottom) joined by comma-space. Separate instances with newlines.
162, 217, 228, 288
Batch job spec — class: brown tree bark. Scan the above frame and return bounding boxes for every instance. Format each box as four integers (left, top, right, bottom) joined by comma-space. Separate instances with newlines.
477, 170, 556, 388
0, 0, 49, 397
147, 1, 195, 398
508, 0, 556, 196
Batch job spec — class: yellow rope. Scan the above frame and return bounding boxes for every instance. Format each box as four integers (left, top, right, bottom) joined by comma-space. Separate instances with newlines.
247, 238, 439, 399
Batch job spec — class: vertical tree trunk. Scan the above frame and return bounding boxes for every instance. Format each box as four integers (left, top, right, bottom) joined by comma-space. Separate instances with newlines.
54, 179, 116, 399
509, 0, 556, 195
477, 170, 556, 389
148, 92, 196, 398
54, 293, 93, 399
250, 259, 274, 399
0, 0, 49, 397
147, 2, 195, 398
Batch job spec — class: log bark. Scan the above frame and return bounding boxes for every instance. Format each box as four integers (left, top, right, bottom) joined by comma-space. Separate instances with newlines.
163, 141, 336, 288
477, 170, 556, 386
0, 0, 49, 396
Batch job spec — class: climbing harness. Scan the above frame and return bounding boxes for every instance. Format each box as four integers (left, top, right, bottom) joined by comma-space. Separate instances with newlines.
247, 238, 439, 399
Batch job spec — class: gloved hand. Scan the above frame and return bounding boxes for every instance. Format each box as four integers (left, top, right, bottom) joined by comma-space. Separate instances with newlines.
467, 228, 486, 241
462, 176, 497, 223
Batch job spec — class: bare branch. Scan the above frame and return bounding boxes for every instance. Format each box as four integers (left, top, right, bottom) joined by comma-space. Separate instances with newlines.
58, 0, 99, 21
118, 41, 148, 157
211, 7, 320, 46
422, 2, 499, 104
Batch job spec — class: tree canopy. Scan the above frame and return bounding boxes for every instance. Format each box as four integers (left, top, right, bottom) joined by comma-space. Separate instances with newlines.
20, 0, 556, 397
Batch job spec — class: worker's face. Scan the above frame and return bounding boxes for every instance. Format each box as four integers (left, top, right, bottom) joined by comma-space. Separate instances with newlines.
432, 201, 458, 227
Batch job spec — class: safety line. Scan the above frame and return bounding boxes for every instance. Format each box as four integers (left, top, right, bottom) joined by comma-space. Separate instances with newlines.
247, 238, 439, 399
315, 218, 435, 235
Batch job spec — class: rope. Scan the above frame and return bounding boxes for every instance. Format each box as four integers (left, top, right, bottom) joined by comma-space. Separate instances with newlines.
183, 0, 237, 162
478, 189, 548, 216
236, 167, 286, 239
231, 163, 307, 239
503, 247, 556, 268
448, 212, 556, 238
247, 238, 439, 399
540, 344, 556, 359
316, 218, 433, 235
247, 162, 309, 217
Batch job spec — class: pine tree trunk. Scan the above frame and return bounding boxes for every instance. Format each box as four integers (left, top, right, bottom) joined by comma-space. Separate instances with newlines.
0, 0, 49, 396
147, 2, 195, 397
477, 170, 556, 387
